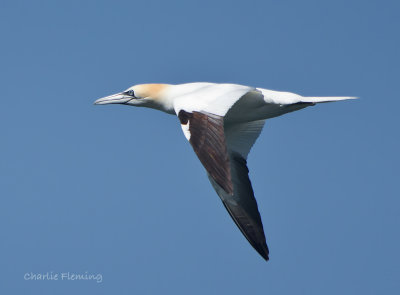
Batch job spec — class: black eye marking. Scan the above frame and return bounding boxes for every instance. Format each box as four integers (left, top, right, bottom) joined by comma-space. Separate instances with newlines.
124, 90, 135, 97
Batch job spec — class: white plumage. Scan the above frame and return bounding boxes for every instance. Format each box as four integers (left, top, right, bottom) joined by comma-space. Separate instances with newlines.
94, 82, 356, 261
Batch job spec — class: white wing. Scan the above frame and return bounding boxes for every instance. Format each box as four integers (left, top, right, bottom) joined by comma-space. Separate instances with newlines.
174, 83, 254, 117
224, 120, 266, 159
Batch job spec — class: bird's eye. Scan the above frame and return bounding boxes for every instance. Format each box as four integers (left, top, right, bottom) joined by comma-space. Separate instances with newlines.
126, 90, 135, 97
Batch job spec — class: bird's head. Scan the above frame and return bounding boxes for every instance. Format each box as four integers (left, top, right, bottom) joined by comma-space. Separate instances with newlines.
94, 83, 172, 112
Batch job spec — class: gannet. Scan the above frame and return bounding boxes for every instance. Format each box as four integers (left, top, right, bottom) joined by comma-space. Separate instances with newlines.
94, 82, 356, 261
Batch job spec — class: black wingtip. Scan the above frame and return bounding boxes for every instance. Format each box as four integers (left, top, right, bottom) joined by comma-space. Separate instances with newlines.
259, 248, 270, 262
254, 243, 269, 261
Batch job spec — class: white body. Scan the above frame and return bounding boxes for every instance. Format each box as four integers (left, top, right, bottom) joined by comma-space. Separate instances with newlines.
157, 83, 355, 122
94, 82, 356, 261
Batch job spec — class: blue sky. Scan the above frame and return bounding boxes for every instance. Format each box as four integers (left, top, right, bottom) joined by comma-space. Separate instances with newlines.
1, 0, 399, 294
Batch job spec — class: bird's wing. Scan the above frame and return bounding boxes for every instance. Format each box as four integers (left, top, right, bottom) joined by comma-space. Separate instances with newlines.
173, 83, 256, 194
178, 110, 234, 194
174, 83, 255, 116
211, 119, 269, 261
177, 108, 269, 260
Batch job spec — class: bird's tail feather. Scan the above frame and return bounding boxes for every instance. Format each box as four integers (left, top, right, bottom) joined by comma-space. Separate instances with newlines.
301, 96, 358, 103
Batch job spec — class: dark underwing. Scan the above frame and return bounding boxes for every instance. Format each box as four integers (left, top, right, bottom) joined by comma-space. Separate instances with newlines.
178, 110, 233, 195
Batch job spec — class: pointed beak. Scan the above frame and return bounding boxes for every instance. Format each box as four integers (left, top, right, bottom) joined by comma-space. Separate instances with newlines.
94, 92, 132, 105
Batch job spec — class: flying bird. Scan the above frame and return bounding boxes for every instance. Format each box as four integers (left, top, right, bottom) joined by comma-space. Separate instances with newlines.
94, 82, 355, 261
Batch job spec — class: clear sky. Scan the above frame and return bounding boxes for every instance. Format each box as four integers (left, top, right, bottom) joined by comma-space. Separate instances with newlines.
1, 0, 399, 294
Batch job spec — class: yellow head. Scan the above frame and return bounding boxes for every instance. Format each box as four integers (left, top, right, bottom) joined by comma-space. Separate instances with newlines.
94, 83, 174, 113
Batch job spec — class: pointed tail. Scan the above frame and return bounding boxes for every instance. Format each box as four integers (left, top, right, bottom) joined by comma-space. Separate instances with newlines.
300, 96, 358, 103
